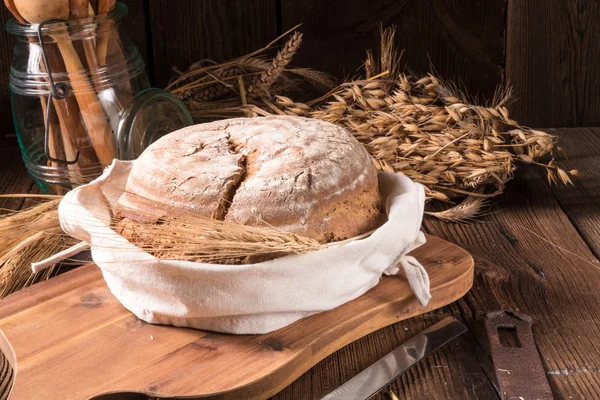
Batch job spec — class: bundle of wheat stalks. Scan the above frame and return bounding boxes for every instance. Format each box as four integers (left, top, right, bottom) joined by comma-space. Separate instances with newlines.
0, 197, 79, 298
0, 190, 342, 297
113, 210, 326, 264
168, 26, 576, 221
167, 26, 335, 119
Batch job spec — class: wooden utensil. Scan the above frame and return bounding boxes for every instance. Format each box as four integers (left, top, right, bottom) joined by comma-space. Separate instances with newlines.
12, 0, 117, 166
96, 0, 114, 15
97, 0, 134, 113
95, 0, 115, 64
0, 235, 474, 400
2, 0, 65, 168
2, 0, 23, 23
4, 0, 98, 177
41, 95, 68, 194
71, 0, 130, 135
69, 0, 89, 18
4, 0, 96, 187
12, 0, 69, 22
43, 41, 101, 180
70, 0, 99, 70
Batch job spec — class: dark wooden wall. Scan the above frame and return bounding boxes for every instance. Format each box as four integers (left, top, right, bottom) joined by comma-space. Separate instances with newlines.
1, 0, 599, 138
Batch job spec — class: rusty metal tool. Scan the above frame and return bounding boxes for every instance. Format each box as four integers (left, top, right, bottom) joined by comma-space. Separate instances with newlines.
485, 311, 553, 400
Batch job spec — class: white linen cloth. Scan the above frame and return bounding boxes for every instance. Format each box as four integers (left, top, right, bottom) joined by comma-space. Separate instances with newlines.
58, 160, 429, 334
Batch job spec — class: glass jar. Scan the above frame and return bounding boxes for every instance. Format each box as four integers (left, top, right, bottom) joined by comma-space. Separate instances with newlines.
6, 3, 192, 194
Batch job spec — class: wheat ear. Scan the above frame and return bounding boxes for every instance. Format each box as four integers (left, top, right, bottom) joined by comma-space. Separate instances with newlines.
248, 32, 303, 97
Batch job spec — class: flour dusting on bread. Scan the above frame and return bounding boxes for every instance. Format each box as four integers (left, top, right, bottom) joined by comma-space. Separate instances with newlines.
117, 116, 383, 243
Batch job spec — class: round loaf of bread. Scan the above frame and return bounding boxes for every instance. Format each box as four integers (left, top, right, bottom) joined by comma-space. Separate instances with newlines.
117, 116, 383, 243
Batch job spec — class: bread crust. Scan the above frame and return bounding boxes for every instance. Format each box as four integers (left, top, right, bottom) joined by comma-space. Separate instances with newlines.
117, 116, 383, 243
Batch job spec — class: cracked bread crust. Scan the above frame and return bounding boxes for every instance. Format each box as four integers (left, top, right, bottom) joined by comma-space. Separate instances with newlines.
117, 128, 245, 223
117, 116, 383, 243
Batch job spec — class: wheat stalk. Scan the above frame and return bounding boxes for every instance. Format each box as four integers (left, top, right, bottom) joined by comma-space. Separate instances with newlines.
0, 234, 77, 298
168, 26, 576, 222
169, 31, 332, 121
248, 32, 303, 98
166, 24, 305, 92
425, 196, 488, 223
0, 193, 341, 278
0, 198, 81, 298
0, 193, 338, 293
113, 213, 325, 264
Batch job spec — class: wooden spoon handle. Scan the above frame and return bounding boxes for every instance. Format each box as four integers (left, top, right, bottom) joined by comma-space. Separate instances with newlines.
69, 1, 101, 78
95, 0, 115, 64
5, 0, 68, 176
55, 36, 117, 165
7, 0, 116, 166
43, 42, 100, 182
41, 96, 70, 194
69, 0, 89, 19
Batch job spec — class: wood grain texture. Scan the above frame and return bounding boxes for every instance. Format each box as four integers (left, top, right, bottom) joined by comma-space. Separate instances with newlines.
507, 0, 600, 127
547, 128, 600, 259
277, 306, 499, 400
148, 0, 278, 88
2, 1, 600, 137
280, 0, 505, 99
0, 6, 16, 139
121, 0, 150, 72
422, 154, 600, 397
0, 235, 473, 400
0, 141, 36, 213
282, 127, 600, 399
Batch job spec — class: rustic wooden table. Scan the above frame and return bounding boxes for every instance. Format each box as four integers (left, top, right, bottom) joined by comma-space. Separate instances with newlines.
0, 127, 599, 399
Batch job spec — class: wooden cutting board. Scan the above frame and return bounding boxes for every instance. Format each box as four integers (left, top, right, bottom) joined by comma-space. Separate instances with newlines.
0, 234, 473, 400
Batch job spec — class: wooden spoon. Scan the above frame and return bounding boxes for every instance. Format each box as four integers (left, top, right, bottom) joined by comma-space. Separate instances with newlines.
95, 0, 115, 64
3, 0, 25, 23
70, 0, 99, 69
93, 0, 133, 123
12, 0, 117, 165
5, 0, 69, 191
96, 0, 113, 14
13, 0, 70, 23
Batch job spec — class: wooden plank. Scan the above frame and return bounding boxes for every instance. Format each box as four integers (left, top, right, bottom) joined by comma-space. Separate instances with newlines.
0, 143, 36, 213
280, 0, 506, 99
422, 162, 600, 398
507, 0, 600, 127
148, 0, 278, 88
121, 0, 150, 76
276, 307, 499, 400
0, 236, 473, 399
547, 127, 600, 259
0, 7, 16, 138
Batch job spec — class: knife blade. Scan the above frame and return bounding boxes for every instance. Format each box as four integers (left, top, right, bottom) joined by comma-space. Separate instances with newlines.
320, 316, 467, 400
